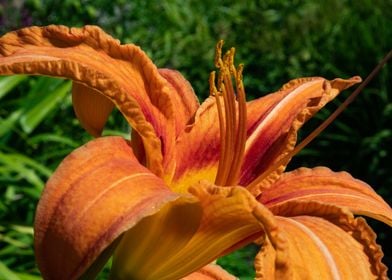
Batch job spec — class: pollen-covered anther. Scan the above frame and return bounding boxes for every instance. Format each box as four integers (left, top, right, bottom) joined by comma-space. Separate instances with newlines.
209, 40, 247, 186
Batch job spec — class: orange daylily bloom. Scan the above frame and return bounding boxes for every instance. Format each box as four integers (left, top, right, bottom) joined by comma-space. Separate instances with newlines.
0, 25, 391, 280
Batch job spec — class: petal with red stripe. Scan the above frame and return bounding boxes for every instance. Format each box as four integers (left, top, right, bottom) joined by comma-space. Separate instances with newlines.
34, 136, 200, 279
0, 25, 179, 175
242, 77, 361, 192
260, 167, 392, 226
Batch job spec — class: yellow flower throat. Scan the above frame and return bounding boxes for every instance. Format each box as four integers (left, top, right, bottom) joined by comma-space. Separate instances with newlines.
210, 41, 247, 186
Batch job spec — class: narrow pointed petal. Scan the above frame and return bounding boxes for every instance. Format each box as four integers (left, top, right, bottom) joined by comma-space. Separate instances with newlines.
260, 167, 392, 226
34, 136, 198, 279
183, 264, 237, 280
0, 25, 178, 175
242, 77, 361, 192
170, 97, 221, 191
255, 202, 387, 279
72, 82, 114, 137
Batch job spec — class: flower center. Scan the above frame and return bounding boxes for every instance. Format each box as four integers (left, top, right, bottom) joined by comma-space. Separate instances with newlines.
209, 41, 247, 186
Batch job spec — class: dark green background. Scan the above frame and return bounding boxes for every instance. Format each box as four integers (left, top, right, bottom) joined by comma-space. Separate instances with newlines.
0, 0, 391, 278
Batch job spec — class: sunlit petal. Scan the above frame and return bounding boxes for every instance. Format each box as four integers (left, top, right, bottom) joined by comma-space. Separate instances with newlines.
255, 201, 387, 279
117, 182, 280, 280
0, 25, 178, 175
111, 193, 202, 280
34, 136, 198, 279
260, 167, 392, 226
170, 97, 220, 191
243, 76, 361, 192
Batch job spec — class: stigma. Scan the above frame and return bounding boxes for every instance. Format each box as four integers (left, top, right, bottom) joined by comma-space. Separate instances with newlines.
209, 40, 247, 186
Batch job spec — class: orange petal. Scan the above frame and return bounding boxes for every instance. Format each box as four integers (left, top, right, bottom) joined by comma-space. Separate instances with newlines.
183, 264, 237, 280
159, 68, 200, 137
0, 25, 177, 175
170, 97, 221, 192
72, 82, 114, 137
261, 167, 392, 226
254, 236, 276, 279
242, 76, 361, 192
158, 68, 200, 180
162, 183, 291, 279
110, 189, 202, 279
34, 136, 198, 279
255, 202, 388, 279
112, 182, 279, 279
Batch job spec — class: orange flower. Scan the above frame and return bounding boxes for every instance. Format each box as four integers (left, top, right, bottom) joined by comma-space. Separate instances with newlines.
0, 25, 391, 279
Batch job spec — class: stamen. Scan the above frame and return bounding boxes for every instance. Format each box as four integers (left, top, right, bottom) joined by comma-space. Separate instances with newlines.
210, 71, 227, 185
219, 84, 235, 184
227, 65, 247, 185
210, 41, 247, 186
247, 49, 392, 194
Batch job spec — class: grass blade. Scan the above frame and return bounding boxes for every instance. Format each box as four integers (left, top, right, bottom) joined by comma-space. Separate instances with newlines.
0, 76, 27, 100
19, 80, 71, 134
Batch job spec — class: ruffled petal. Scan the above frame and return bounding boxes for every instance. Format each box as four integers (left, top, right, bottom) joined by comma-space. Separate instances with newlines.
242, 77, 361, 193
170, 97, 221, 192
254, 236, 277, 279
0, 25, 178, 176
183, 264, 237, 280
34, 136, 199, 279
255, 201, 387, 279
260, 167, 392, 226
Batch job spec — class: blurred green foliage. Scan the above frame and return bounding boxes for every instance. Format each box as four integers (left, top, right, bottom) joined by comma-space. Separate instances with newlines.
0, 0, 391, 278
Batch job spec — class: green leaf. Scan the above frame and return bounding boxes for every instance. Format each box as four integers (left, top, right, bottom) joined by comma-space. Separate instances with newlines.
0, 261, 20, 280
0, 152, 52, 178
0, 234, 29, 248
0, 152, 50, 190
10, 225, 34, 236
28, 133, 79, 148
0, 76, 27, 100
0, 111, 22, 138
15, 273, 42, 280
19, 80, 71, 134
